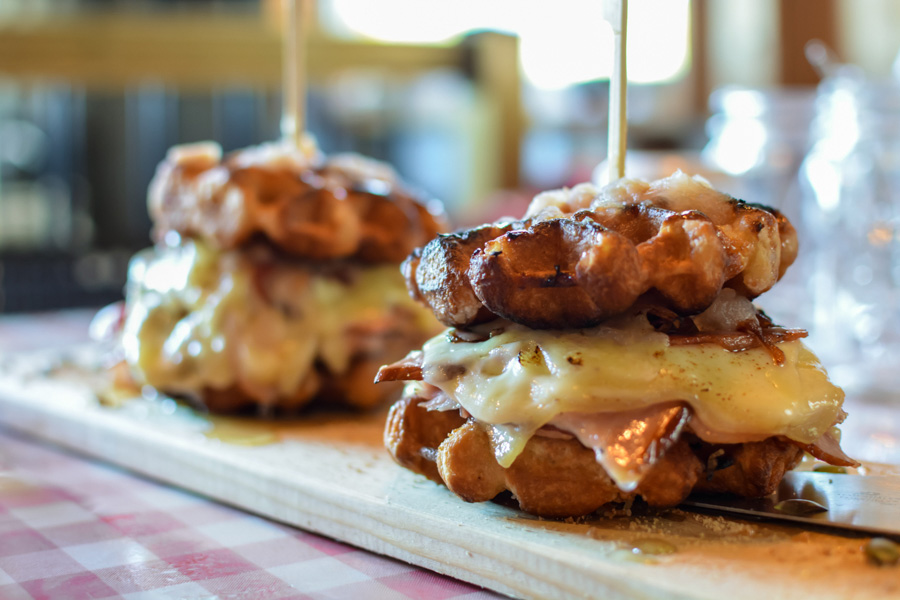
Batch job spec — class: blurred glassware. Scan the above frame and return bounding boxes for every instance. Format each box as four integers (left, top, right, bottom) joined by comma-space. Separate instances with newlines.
700, 86, 817, 331
702, 86, 815, 224
800, 75, 900, 398
595, 86, 817, 223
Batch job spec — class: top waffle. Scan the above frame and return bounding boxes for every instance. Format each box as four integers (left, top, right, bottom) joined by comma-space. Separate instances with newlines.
405, 172, 798, 329
148, 141, 445, 264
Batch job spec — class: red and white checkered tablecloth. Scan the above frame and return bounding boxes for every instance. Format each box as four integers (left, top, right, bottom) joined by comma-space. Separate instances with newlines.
0, 311, 505, 600
0, 427, 501, 600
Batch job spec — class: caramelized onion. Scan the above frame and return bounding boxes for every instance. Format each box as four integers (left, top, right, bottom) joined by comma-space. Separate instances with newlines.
646, 289, 808, 364
668, 323, 807, 364
669, 329, 807, 350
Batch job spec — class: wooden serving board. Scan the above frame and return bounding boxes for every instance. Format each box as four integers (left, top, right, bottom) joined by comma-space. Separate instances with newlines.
0, 346, 897, 600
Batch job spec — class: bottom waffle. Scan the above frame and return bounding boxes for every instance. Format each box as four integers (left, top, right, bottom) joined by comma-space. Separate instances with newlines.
385, 393, 804, 518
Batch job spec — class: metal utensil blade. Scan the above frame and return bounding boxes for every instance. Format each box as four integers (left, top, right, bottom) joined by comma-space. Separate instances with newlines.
681, 471, 900, 536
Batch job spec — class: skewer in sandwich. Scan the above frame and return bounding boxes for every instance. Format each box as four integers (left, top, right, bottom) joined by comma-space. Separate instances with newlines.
119, 138, 444, 414
377, 172, 857, 517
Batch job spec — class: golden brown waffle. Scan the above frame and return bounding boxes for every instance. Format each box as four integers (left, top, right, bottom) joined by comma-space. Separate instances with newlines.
385, 391, 804, 518
406, 174, 798, 329
148, 142, 445, 264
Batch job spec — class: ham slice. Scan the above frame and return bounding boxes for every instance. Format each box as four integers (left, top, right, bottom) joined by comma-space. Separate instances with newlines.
550, 402, 691, 491
799, 429, 860, 467
547, 403, 858, 490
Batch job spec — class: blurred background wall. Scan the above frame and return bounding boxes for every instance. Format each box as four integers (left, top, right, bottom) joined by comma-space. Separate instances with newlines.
0, 0, 898, 312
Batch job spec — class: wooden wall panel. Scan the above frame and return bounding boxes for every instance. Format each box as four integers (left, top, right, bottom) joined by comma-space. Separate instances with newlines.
779, 0, 838, 85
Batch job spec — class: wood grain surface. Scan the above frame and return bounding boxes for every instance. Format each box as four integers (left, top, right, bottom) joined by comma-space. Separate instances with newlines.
0, 346, 897, 600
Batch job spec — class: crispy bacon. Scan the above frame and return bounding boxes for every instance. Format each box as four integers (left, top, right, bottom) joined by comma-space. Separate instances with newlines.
375, 351, 424, 383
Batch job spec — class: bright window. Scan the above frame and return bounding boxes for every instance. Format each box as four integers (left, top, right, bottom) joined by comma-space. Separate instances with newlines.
323, 0, 692, 89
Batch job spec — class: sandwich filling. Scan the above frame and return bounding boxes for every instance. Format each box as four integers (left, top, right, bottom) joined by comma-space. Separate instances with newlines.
123, 235, 435, 406
380, 174, 854, 509
411, 292, 846, 490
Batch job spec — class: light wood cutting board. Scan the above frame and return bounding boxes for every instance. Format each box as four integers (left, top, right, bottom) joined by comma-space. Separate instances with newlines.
0, 346, 897, 600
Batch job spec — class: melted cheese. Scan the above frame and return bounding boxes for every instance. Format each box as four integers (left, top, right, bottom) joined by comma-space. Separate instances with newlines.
122, 239, 435, 404
421, 317, 844, 468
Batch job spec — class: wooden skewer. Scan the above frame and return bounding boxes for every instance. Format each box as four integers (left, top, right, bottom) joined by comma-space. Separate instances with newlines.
281, 0, 310, 149
607, 0, 628, 182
